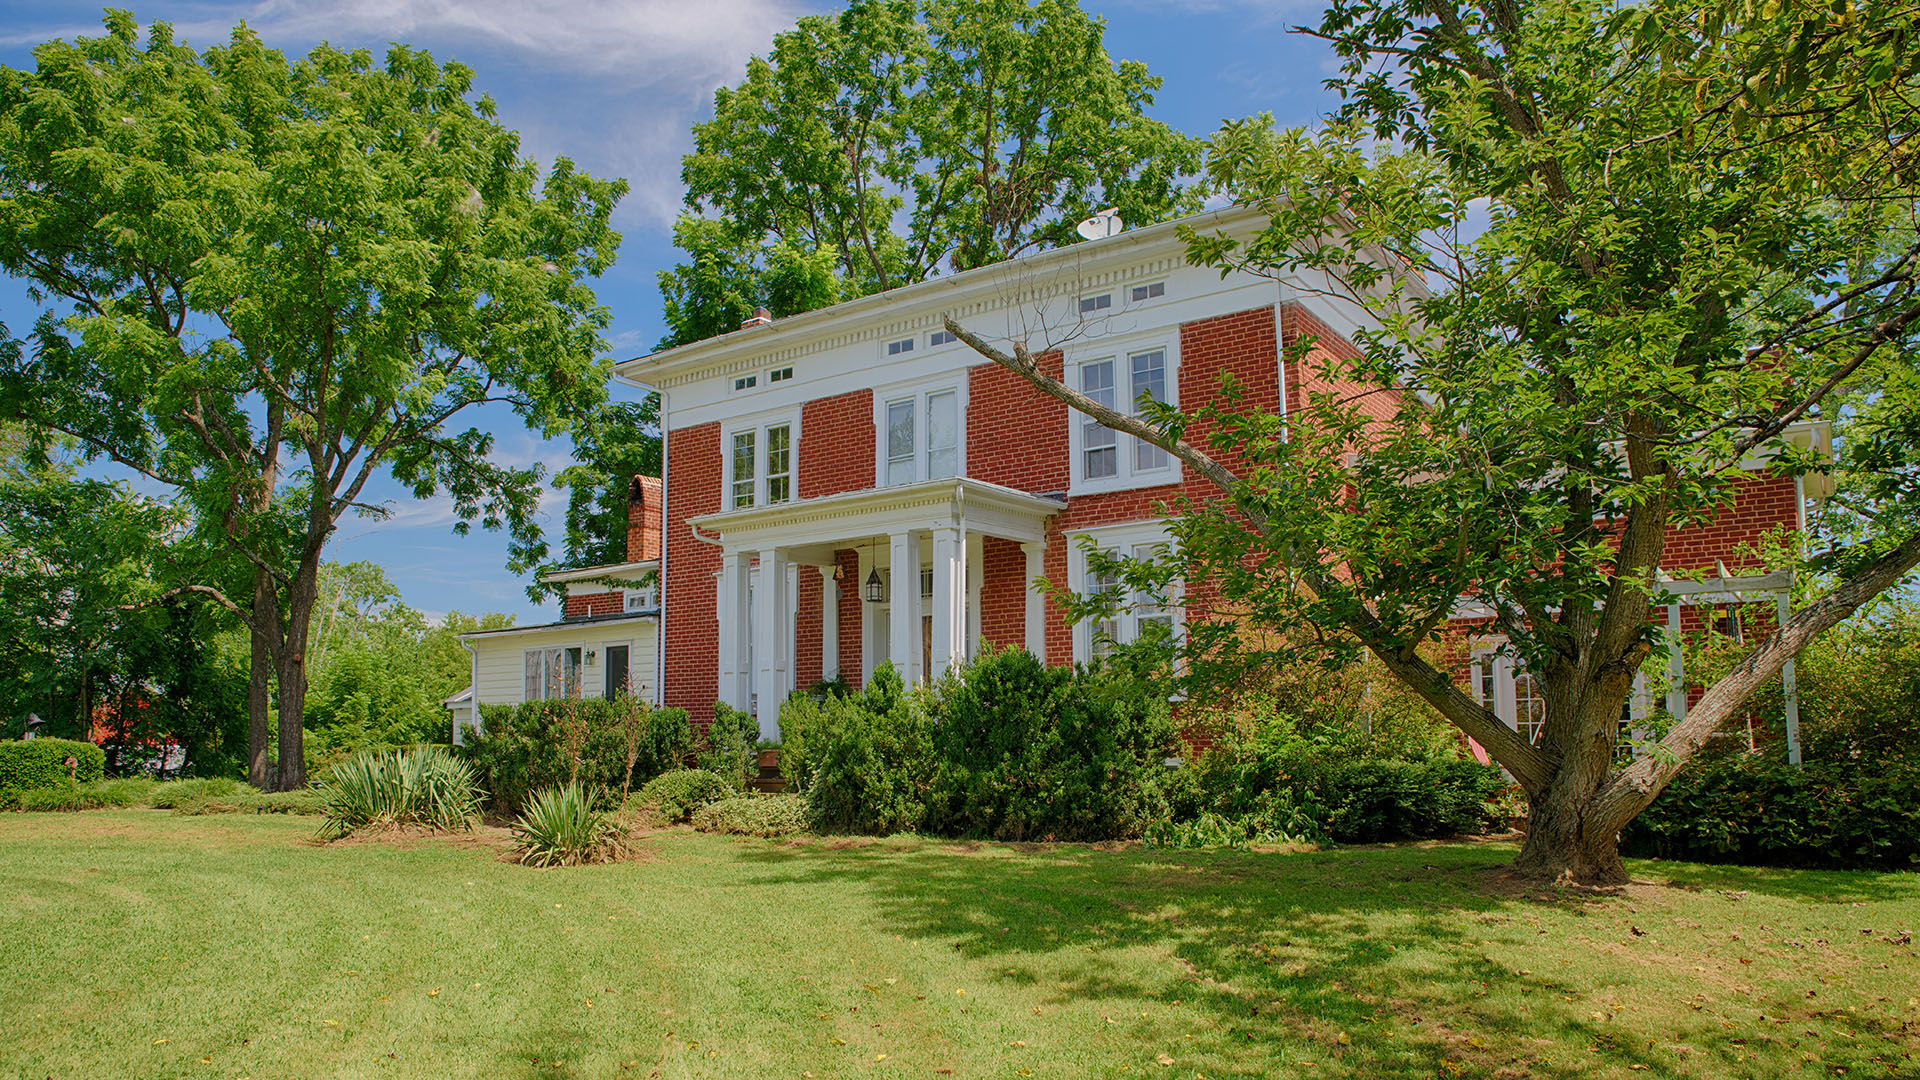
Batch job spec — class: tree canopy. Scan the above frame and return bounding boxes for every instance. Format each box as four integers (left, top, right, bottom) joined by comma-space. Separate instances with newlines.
952, 0, 1920, 883
659, 0, 1200, 349
0, 13, 625, 788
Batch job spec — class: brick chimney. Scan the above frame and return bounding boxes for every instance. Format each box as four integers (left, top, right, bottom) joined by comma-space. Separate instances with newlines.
740, 306, 772, 329
626, 474, 662, 563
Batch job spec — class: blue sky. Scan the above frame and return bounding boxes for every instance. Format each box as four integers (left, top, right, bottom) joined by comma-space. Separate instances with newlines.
0, 0, 1339, 624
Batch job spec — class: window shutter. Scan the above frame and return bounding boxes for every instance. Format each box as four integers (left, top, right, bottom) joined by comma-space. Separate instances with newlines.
524, 650, 541, 702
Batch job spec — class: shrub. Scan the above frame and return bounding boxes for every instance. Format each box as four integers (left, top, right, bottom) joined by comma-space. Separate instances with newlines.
1318, 760, 1505, 843
698, 702, 758, 788
462, 697, 691, 814
512, 781, 629, 867
776, 692, 828, 792
317, 745, 482, 840
1168, 708, 1502, 846
922, 648, 1178, 841
692, 794, 811, 838
0, 738, 106, 795
167, 787, 326, 816
145, 777, 247, 808
1621, 756, 1920, 870
635, 768, 733, 823
5, 776, 155, 812
804, 663, 935, 835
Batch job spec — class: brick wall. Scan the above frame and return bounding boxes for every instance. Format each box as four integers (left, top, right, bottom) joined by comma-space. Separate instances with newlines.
563, 591, 624, 619
664, 421, 721, 726
627, 474, 663, 563
978, 536, 1028, 651
795, 566, 823, 689
836, 548, 863, 684
800, 389, 876, 500
968, 352, 1069, 493
1661, 473, 1800, 572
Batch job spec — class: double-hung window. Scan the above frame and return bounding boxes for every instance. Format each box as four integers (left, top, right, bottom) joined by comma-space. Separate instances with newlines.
1074, 344, 1174, 490
880, 386, 961, 486
524, 646, 582, 701
726, 418, 795, 508
1069, 527, 1180, 663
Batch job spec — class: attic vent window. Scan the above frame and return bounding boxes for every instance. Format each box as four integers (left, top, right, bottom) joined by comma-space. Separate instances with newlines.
1079, 293, 1112, 314
769, 366, 793, 383
886, 337, 915, 356
929, 330, 956, 347
1131, 281, 1165, 302
733, 374, 757, 391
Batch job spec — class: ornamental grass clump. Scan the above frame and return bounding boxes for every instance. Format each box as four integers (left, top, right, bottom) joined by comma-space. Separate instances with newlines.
317, 745, 482, 840
512, 781, 629, 867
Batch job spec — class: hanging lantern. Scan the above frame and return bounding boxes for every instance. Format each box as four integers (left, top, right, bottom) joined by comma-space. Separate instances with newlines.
864, 566, 885, 603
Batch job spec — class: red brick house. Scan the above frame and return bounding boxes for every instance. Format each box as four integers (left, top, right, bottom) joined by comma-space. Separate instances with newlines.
607, 205, 1825, 750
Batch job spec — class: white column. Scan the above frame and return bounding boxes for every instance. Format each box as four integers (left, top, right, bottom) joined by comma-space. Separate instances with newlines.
1021, 540, 1047, 663
888, 530, 922, 684
718, 551, 752, 710
820, 565, 840, 682
930, 527, 965, 680
1665, 603, 1687, 722
965, 533, 985, 663
1779, 590, 1802, 766
753, 547, 788, 740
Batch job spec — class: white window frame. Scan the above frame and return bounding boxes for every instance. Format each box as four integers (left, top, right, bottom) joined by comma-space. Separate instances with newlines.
1128, 280, 1167, 304
721, 408, 801, 510
523, 643, 585, 702
1064, 521, 1183, 665
1468, 638, 1653, 758
602, 639, 635, 699
1067, 334, 1180, 495
928, 328, 958, 348
872, 375, 967, 487
623, 582, 658, 611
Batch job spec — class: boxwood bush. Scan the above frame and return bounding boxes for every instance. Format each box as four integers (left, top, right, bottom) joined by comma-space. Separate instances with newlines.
1621, 755, 1920, 870
636, 768, 733, 823
800, 663, 935, 835
0, 738, 105, 795
922, 647, 1177, 841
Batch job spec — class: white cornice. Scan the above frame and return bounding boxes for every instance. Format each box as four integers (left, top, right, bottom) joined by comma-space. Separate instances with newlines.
616, 206, 1267, 390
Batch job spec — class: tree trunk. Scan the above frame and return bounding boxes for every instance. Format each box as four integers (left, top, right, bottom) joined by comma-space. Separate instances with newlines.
247, 573, 275, 790
272, 558, 321, 792
1514, 782, 1629, 885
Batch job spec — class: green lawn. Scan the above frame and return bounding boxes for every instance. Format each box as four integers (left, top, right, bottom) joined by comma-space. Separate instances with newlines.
2, 812, 1916, 1079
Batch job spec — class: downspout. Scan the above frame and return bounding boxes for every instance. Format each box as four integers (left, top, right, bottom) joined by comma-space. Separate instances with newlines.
615, 369, 669, 709
1274, 278, 1291, 439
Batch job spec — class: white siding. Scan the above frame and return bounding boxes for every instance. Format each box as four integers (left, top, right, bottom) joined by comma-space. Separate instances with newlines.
466, 619, 659, 711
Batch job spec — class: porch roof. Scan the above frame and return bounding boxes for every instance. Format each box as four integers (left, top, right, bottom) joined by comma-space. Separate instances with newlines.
688, 477, 1064, 552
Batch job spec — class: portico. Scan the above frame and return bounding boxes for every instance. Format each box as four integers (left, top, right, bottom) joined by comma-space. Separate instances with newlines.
687, 477, 1062, 739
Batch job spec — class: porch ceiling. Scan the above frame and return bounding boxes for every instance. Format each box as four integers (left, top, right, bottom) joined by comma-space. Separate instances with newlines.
688, 477, 1063, 552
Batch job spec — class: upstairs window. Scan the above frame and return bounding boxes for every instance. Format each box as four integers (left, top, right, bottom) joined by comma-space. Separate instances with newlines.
728, 419, 794, 508
886, 337, 915, 356
769, 366, 794, 383
1130, 281, 1166, 302
1079, 293, 1112, 315
733, 374, 757, 391
881, 386, 962, 486
1073, 345, 1175, 489
929, 329, 956, 347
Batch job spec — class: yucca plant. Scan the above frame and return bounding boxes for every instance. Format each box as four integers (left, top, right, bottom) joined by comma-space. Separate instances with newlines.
512, 781, 629, 867
317, 745, 482, 840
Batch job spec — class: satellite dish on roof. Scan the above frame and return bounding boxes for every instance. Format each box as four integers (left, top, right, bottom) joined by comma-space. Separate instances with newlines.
1075, 208, 1124, 241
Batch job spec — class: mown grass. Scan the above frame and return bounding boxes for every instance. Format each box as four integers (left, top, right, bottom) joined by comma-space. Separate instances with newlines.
1, 811, 1915, 1079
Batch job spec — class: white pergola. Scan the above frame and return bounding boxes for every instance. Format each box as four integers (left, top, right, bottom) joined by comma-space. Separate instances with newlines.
1658, 569, 1804, 765
688, 477, 1064, 739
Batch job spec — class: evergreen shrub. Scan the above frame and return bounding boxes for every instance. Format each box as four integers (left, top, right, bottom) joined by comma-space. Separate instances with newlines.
0, 738, 105, 795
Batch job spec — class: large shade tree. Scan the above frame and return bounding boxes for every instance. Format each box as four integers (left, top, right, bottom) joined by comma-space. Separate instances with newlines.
659, 0, 1200, 348
0, 14, 625, 789
949, 0, 1920, 882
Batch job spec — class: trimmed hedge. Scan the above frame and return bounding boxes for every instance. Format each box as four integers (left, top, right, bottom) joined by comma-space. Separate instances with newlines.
0, 738, 105, 795
1622, 756, 1920, 870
